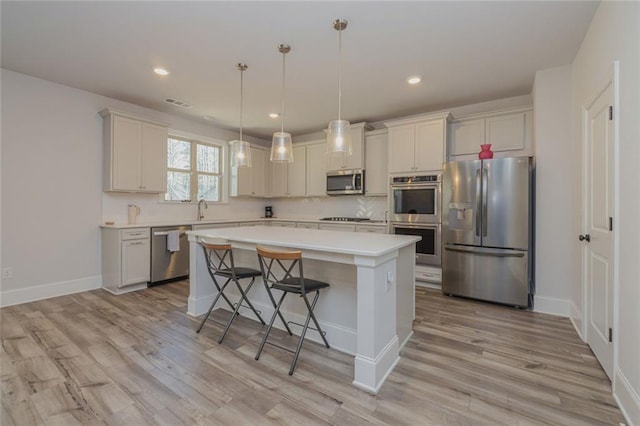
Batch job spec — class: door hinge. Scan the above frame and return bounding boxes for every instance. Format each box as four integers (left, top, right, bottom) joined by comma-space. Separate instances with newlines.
609, 217, 613, 231
609, 106, 613, 120
608, 328, 613, 343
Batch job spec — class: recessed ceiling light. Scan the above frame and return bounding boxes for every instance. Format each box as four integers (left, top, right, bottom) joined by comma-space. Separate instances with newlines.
268, 113, 279, 119
407, 75, 422, 85
153, 67, 170, 76
202, 116, 215, 121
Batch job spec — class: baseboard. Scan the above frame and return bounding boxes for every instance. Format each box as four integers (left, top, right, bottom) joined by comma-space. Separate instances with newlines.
569, 300, 584, 341
615, 367, 640, 426
533, 295, 571, 317
0, 275, 102, 307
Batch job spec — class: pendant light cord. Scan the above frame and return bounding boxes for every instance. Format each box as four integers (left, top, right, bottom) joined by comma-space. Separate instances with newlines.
240, 67, 244, 142
338, 24, 342, 121
281, 50, 286, 134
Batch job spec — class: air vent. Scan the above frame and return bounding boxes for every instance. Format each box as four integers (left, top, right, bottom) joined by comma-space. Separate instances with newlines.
164, 98, 193, 109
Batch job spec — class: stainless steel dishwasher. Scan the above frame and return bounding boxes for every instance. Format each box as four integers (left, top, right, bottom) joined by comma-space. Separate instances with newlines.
150, 225, 192, 285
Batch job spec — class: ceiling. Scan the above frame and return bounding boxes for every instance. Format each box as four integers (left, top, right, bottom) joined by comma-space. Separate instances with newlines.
1, 1, 598, 139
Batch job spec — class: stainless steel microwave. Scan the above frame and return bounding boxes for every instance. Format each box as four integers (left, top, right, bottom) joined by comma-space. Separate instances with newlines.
326, 169, 365, 195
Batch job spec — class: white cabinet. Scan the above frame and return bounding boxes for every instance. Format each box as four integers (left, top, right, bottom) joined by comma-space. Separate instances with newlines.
296, 222, 319, 229
101, 227, 150, 294
385, 113, 451, 174
355, 225, 387, 234
306, 142, 327, 197
271, 221, 297, 228
364, 129, 388, 196
231, 146, 267, 197
237, 221, 265, 227
326, 122, 370, 171
448, 107, 533, 160
100, 109, 169, 193
318, 223, 356, 232
270, 145, 306, 197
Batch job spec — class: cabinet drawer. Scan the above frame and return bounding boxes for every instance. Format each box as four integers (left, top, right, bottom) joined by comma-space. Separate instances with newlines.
415, 265, 442, 283
271, 221, 297, 228
121, 228, 150, 240
296, 222, 319, 229
356, 225, 387, 234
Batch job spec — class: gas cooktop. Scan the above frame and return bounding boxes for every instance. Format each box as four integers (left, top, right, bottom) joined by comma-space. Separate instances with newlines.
320, 217, 371, 222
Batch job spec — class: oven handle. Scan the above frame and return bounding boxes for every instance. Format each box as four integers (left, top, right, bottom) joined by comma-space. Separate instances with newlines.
391, 223, 439, 230
390, 183, 440, 190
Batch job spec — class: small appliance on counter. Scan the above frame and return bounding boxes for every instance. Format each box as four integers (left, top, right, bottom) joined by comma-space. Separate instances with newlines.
265, 206, 273, 218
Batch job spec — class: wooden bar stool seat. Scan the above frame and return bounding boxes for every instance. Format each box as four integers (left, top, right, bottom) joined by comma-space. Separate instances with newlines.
197, 240, 265, 343
254, 245, 330, 375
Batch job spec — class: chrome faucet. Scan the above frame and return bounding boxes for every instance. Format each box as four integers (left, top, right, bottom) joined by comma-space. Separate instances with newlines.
197, 199, 208, 221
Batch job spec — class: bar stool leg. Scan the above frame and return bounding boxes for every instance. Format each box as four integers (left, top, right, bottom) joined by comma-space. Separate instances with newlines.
232, 277, 265, 325
196, 278, 233, 333
255, 291, 287, 361
303, 291, 330, 349
264, 284, 293, 336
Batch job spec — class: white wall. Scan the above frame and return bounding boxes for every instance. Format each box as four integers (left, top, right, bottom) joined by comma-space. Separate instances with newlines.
532, 66, 574, 316
0, 69, 266, 304
571, 2, 640, 424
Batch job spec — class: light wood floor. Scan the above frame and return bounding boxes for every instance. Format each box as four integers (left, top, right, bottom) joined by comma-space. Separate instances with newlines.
1, 281, 625, 425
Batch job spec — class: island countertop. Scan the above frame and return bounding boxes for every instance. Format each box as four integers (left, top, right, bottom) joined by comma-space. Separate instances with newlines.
187, 225, 420, 258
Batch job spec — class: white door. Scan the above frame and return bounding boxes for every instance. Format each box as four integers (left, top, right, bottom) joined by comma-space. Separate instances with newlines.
583, 77, 615, 379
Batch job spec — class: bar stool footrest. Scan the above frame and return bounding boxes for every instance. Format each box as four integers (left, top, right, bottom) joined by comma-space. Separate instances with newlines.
286, 320, 327, 337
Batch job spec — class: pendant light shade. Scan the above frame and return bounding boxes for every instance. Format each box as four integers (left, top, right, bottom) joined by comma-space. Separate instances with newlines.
271, 44, 294, 163
327, 19, 352, 156
230, 63, 252, 168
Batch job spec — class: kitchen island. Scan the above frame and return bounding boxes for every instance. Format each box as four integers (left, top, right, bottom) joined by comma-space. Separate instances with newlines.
187, 225, 420, 394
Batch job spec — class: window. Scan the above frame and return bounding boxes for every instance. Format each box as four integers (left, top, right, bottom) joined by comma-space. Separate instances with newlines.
165, 136, 222, 202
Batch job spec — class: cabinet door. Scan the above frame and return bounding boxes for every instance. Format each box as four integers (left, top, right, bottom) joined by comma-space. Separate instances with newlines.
415, 120, 445, 172
364, 131, 388, 196
112, 115, 142, 191
306, 142, 327, 196
387, 125, 415, 173
141, 122, 168, 192
449, 118, 485, 156
121, 239, 150, 286
235, 161, 253, 196
485, 112, 526, 152
270, 162, 288, 197
251, 147, 266, 197
287, 145, 307, 197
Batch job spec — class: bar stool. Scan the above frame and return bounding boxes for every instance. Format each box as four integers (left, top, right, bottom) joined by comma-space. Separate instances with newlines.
197, 240, 265, 343
254, 245, 330, 375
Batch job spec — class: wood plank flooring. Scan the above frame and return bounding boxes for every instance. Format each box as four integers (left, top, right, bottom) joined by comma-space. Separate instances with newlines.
1, 282, 625, 425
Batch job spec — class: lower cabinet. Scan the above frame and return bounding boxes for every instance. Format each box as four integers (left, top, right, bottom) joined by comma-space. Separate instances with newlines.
319, 223, 357, 232
355, 225, 387, 234
102, 228, 150, 294
296, 222, 319, 229
271, 221, 297, 228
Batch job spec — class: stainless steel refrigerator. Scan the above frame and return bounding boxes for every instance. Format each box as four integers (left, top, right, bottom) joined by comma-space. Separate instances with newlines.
442, 157, 534, 307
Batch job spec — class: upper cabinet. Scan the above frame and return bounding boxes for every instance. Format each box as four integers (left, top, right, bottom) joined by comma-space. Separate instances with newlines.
100, 108, 169, 193
230, 145, 268, 197
270, 145, 306, 197
385, 112, 452, 174
306, 141, 327, 197
364, 129, 388, 196
326, 122, 370, 171
448, 107, 533, 160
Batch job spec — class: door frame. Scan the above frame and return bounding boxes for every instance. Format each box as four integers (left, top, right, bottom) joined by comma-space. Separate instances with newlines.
580, 61, 620, 380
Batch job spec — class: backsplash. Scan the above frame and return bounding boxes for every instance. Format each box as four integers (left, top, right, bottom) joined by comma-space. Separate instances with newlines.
102, 192, 265, 225
270, 196, 389, 221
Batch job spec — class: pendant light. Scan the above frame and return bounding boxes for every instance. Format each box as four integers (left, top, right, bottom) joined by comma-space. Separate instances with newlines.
271, 44, 294, 163
327, 19, 352, 156
229, 63, 252, 168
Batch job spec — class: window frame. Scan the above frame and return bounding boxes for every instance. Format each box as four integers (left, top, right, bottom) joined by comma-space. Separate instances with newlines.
163, 131, 228, 203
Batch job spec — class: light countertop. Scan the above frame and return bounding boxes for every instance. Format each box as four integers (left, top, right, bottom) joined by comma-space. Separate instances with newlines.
100, 217, 387, 229
188, 225, 419, 257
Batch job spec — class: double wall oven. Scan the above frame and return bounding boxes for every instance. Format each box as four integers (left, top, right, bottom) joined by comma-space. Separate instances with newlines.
390, 174, 441, 267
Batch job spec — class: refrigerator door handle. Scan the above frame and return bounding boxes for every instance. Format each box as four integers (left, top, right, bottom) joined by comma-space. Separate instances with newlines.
475, 168, 482, 237
482, 167, 488, 237
444, 245, 525, 258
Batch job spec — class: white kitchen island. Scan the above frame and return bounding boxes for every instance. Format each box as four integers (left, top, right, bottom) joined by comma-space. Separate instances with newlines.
186, 225, 420, 394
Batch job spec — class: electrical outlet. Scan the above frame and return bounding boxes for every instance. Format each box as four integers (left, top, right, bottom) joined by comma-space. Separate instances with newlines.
2, 267, 13, 279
